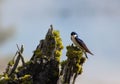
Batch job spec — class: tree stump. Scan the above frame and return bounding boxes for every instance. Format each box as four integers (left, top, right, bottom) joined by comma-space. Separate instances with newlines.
0, 25, 86, 84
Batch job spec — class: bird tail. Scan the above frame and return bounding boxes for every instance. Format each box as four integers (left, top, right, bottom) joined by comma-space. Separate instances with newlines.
88, 51, 94, 55
84, 52, 88, 59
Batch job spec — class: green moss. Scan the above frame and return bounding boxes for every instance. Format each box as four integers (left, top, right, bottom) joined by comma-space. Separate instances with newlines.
74, 64, 82, 73
78, 67, 83, 75
33, 49, 42, 58
54, 50, 62, 57
17, 66, 24, 71
55, 56, 60, 62
0, 74, 10, 84
19, 74, 33, 84
8, 60, 14, 66
66, 45, 86, 74
20, 74, 31, 80
66, 45, 83, 59
53, 30, 64, 50
53, 30, 60, 37
79, 57, 86, 65
53, 30, 64, 63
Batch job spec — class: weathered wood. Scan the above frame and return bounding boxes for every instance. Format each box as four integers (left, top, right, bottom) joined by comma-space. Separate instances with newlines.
0, 25, 86, 84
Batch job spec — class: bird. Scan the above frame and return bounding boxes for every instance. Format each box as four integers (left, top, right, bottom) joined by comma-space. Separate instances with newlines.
71, 32, 93, 58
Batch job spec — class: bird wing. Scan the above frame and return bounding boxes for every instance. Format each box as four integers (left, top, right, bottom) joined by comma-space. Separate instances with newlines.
75, 37, 93, 55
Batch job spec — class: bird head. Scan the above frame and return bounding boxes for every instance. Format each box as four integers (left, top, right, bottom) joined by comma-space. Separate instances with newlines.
71, 32, 78, 37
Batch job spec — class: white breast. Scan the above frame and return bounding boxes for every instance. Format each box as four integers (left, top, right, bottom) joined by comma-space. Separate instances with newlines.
71, 36, 80, 48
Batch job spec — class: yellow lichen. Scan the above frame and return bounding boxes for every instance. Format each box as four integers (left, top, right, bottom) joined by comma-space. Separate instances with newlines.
53, 30, 64, 51
19, 74, 33, 84
66, 45, 86, 74
66, 45, 83, 59
53, 30, 64, 63
33, 49, 42, 58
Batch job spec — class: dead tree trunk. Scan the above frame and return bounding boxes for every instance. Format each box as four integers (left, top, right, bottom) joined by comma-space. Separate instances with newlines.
0, 25, 86, 84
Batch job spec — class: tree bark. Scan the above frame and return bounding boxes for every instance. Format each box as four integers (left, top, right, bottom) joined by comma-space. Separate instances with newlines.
0, 25, 86, 84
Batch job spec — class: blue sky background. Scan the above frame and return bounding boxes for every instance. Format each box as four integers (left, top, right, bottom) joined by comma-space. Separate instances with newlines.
0, 0, 120, 84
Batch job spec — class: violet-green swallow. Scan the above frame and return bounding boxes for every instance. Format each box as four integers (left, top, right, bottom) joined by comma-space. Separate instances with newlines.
71, 32, 93, 58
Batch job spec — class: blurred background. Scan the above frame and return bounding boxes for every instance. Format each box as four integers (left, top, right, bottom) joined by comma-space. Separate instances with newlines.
0, 0, 120, 84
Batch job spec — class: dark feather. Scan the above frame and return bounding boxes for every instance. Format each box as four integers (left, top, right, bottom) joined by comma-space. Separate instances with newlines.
75, 37, 93, 55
